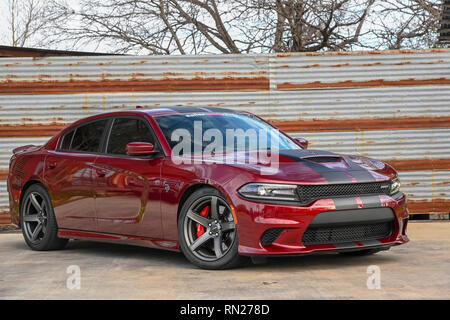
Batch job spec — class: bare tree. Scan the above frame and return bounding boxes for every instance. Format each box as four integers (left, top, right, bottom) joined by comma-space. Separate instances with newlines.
45, 0, 443, 54
46, 0, 258, 54
3, 0, 55, 47
235, 0, 376, 52
369, 0, 442, 49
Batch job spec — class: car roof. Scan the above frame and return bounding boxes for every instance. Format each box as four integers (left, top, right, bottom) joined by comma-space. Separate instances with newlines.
141, 106, 239, 116
47, 106, 251, 150
64, 106, 244, 132
101, 106, 239, 117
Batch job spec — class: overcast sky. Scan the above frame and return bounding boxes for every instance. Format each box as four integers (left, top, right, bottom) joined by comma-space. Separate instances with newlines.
0, 0, 84, 49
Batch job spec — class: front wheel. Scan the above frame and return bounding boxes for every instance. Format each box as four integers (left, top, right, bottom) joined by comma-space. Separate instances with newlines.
178, 187, 245, 269
20, 184, 68, 251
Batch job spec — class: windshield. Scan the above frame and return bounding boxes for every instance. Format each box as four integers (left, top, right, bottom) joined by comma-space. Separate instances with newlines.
154, 112, 301, 155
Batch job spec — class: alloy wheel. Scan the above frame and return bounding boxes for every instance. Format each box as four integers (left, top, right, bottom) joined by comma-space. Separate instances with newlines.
183, 195, 236, 262
22, 192, 48, 244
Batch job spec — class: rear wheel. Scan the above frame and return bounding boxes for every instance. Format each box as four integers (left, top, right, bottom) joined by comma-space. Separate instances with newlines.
178, 187, 245, 269
20, 184, 68, 251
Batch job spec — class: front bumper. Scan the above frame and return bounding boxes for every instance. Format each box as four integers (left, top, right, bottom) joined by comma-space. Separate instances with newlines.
233, 192, 409, 256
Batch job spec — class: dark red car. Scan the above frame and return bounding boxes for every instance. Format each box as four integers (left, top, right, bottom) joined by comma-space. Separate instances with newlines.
7, 107, 409, 269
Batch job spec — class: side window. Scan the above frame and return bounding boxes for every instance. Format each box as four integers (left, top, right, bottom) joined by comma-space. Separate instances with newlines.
59, 130, 74, 150
107, 118, 155, 155
71, 119, 108, 153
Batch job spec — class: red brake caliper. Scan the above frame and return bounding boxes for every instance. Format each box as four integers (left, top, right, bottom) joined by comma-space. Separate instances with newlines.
196, 206, 210, 238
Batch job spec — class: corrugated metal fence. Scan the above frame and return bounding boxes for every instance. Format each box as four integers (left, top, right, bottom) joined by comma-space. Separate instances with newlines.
1, 49, 449, 223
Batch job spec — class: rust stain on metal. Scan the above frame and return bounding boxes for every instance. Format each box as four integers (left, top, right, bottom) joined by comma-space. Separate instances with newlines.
129, 60, 147, 65
330, 63, 350, 67
160, 71, 267, 77
64, 61, 88, 67
206, 102, 225, 107
193, 59, 209, 64
163, 72, 185, 76
0, 210, 12, 225
0, 170, 8, 180
130, 73, 146, 79
276, 48, 450, 58
33, 62, 52, 67
301, 64, 321, 68
0, 124, 66, 137
362, 62, 382, 67
281, 60, 445, 69
387, 159, 450, 171
50, 105, 66, 110
278, 78, 450, 90
407, 199, 450, 214
0, 76, 270, 94
1, 116, 449, 138
4, 62, 21, 67
270, 116, 450, 132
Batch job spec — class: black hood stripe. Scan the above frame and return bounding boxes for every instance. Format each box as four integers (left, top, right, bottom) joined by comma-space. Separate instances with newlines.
280, 150, 368, 184
343, 158, 377, 182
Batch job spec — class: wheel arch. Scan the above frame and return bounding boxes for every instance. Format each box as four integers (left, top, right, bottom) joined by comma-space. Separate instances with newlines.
177, 183, 214, 219
177, 182, 231, 221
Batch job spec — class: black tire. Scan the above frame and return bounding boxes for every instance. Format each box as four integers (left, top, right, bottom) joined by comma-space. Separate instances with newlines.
178, 187, 246, 269
20, 184, 68, 251
339, 248, 382, 256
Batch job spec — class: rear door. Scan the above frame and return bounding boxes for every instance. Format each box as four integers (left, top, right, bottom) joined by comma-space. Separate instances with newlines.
45, 118, 109, 231
93, 116, 163, 238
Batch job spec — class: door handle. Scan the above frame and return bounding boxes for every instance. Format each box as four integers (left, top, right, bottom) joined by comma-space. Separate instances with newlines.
47, 162, 57, 169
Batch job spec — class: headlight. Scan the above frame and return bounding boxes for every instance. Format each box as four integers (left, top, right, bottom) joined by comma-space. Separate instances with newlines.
238, 183, 298, 202
390, 178, 401, 195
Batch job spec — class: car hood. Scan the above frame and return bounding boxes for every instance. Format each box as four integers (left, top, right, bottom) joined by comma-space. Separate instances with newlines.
194, 149, 396, 184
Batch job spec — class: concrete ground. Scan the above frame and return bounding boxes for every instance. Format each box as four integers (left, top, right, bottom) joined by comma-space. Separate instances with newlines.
0, 221, 449, 300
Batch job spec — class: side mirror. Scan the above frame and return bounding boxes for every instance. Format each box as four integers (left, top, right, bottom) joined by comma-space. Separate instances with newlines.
295, 138, 308, 149
126, 142, 156, 156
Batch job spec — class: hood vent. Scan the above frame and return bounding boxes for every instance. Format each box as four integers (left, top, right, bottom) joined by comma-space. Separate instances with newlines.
303, 156, 342, 163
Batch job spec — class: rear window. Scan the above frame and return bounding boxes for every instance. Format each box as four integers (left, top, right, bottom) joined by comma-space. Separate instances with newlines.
59, 130, 74, 150
69, 119, 108, 153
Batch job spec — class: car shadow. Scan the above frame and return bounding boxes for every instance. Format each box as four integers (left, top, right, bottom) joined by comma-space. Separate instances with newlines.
65, 239, 191, 266
246, 251, 400, 272
8, 235, 402, 271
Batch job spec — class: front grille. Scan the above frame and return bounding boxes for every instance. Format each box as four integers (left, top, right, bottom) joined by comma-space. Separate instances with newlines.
260, 228, 284, 246
302, 222, 392, 245
296, 182, 391, 205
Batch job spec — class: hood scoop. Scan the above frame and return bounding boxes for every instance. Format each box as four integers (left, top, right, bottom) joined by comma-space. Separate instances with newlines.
302, 156, 342, 163
302, 155, 351, 170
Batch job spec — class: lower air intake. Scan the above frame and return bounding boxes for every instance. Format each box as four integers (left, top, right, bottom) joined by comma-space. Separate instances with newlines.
260, 228, 284, 246
302, 222, 392, 245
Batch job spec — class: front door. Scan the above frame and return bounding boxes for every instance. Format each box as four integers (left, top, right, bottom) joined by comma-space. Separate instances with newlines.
93, 117, 163, 238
